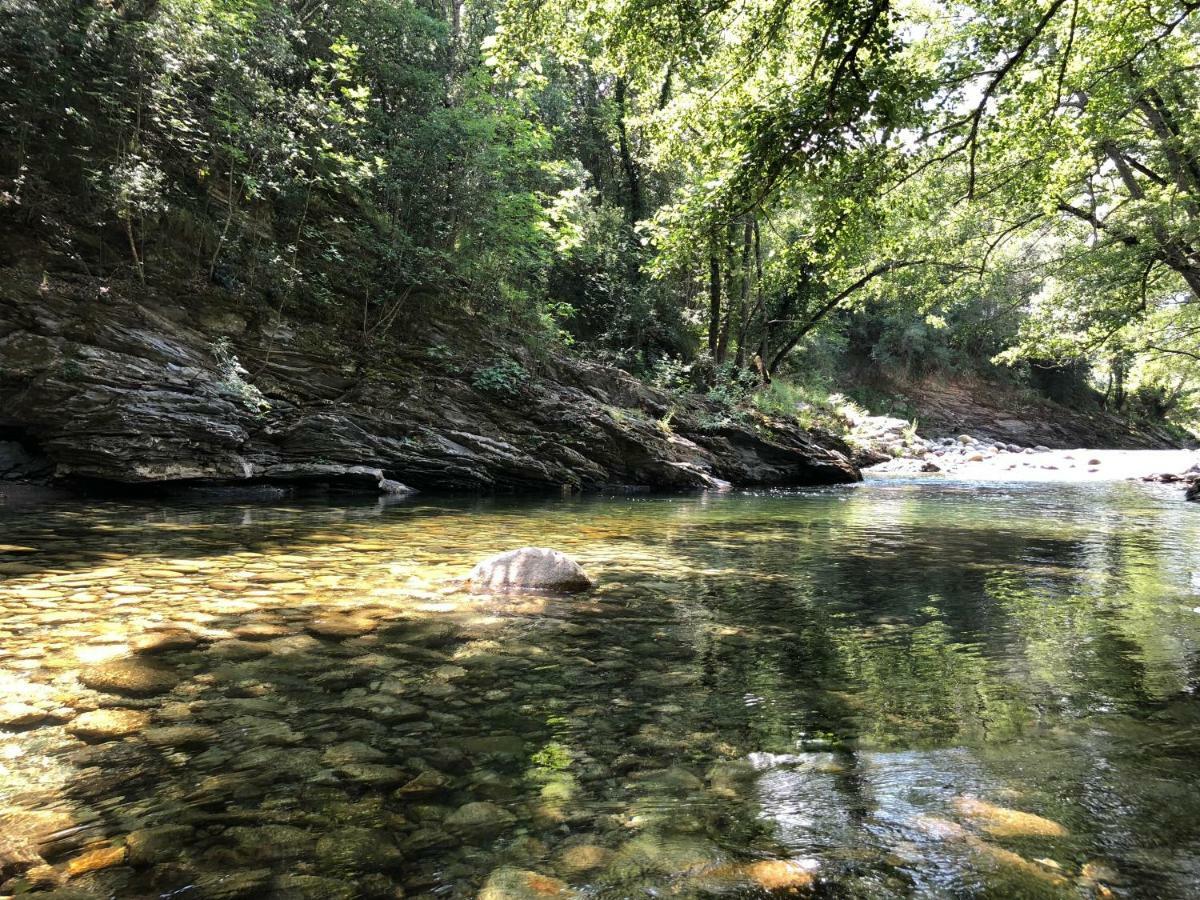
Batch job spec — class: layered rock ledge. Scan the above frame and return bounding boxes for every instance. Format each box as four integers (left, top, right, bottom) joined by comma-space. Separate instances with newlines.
0, 271, 858, 493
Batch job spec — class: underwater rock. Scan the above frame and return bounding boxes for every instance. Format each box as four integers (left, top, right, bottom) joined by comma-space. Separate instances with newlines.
479, 866, 572, 900
64, 844, 126, 877
313, 827, 403, 873
0, 701, 47, 729
445, 801, 516, 836
467, 548, 593, 593
1080, 860, 1124, 885
699, 858, 819, 893
67, 708, 151, 742
740, 859, 818, 892
191, 866, 273, 898
0, 834, 42, 881
125, 825, 195, 866
705, 759, 757, 799
224, 825, 314, 864
132, 630, 202, 654
954, 797, 1069, 838
306, 616, 378, 639
335, 763, 409, 788
231, 623, 292, 641
80, 659, 179, 697
556, 844, 613, 874
606, 834, 719, 881
630, 766, 704, 794
142, 725, 219, 748
393, 770, 450, 799
321, 741, 388, 766
270, 874, 357, 900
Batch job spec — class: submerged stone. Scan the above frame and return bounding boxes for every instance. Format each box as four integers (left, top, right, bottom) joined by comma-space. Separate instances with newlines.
0, 834, 42, 881
64, 844, 126, 877
225, 825, 314, 863
695, 858, 818, 894
954, 797, 1069, 838
394, 770, 449, 799
231, 623, 291, 641
191, 867, 273, 898
631, 766, 704, 793
270, 874, 357, 900
313, 827, 403, 873
741, 859, 818, 892
479, 866, 572, 900
607, 834, 719, 880
142, 724, 219, 748
68, 708, 151, 743
80, 659, 179, 696
125, 825, 195, 866
0, 701, 46, 729
321, 741, 387, 766
306, 616, 377, 639
556, 844, 612, 874
445, 801, 516, 836
131, 630, 201, 654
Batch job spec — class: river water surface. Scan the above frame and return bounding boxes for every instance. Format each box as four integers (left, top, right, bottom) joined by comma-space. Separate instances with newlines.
0, 478, 1198, 898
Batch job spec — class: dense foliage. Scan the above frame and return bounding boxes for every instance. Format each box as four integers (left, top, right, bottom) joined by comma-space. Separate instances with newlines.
1, 0, 1196, 427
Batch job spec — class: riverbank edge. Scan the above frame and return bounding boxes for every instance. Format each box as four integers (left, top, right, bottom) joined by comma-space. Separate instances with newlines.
0, 268, 861, 495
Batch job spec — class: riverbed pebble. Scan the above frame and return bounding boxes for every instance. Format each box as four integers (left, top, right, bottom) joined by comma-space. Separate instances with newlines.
67, 708, 152, 742
80, 660, 179, 697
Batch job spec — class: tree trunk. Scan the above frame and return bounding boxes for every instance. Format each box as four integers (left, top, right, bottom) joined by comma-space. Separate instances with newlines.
614, 78, 645, 224
708, 252, 721, 358
734, 218, 753, 368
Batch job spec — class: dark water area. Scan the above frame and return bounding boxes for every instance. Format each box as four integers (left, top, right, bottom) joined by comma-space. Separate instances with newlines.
0, 478, 1198, 898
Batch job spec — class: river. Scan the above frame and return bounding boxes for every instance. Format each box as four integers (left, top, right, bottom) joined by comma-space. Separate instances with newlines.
0, 474, 1198, 898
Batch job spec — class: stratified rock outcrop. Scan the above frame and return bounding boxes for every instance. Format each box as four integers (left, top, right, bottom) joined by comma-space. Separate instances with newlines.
0, 270, 859, 492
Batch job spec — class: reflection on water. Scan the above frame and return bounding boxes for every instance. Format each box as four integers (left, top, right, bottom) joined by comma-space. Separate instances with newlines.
0, 479, 1197, 898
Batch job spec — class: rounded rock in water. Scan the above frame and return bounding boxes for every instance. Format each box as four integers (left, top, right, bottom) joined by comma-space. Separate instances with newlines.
467, 547, 593, 593
80, 659, 179, 697
67, 708, 151, 742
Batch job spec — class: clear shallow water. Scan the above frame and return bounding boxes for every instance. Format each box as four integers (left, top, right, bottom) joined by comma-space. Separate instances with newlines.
0, 478, 1198, 898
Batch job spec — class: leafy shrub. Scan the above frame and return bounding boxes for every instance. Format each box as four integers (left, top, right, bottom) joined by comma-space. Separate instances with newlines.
753, 377, 861, 434
705, 361, 759, 410
649, 355, 694, 397
212, 338, 270, 412
471, 358, 528, 397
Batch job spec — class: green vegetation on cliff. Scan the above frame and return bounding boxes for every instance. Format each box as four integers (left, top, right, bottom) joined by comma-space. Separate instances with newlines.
1, 0, 1197, 433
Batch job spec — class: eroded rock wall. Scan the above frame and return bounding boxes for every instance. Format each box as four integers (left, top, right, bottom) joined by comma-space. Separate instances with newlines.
0, 271, 859, 492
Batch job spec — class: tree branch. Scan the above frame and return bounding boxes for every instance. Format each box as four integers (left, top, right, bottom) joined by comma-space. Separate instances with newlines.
965, 0, 1068, 200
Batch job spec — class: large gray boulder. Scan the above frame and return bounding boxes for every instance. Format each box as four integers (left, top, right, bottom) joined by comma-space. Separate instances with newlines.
467, 547, 593, 593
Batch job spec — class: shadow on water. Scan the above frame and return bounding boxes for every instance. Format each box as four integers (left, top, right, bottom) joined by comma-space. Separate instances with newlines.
0, 481, 1198, 897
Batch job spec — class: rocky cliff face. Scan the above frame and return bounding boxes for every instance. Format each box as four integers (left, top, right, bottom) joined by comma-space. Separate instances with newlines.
0, 270, 859, 493
879, 375, 1182, 450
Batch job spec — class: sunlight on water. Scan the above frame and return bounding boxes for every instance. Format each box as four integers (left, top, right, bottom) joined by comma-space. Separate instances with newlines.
0, 479, 1197, 897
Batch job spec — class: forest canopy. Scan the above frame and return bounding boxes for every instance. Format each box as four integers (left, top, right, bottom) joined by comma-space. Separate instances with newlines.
1, 0, 1197, 426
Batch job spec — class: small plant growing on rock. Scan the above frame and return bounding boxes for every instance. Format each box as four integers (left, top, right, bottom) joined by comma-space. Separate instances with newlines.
471, 358, 528, 397
211, 337, 270, 412
60, 354, 85, 382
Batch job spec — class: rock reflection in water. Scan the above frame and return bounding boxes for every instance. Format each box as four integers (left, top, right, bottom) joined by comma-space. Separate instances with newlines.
0, 481, 1197, 898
